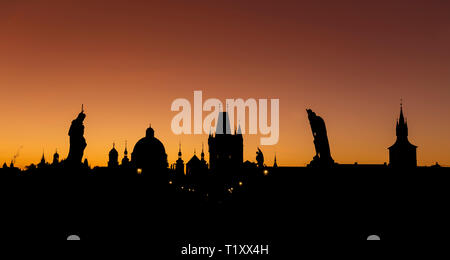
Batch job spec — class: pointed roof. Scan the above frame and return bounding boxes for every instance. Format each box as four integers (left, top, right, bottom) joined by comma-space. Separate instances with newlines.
216, 112, 231, 135
389, 102, 417, 150
273, 153, 278, 168
187, 153, 201, 166
40, 151, 46, 163
399, 101, 405, 125
237, 123, 242, 135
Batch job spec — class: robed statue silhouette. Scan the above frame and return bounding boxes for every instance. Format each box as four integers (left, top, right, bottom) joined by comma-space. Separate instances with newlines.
307, 109, 334, 167
67, 105, 87, 167
256, 148, 264, 168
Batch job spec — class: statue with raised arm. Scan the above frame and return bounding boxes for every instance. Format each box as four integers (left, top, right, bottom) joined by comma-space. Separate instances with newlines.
306, 109, 334, 167
67, 105, 87, 167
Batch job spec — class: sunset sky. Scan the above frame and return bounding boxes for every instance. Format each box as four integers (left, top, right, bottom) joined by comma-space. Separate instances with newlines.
1, 0, 450, 168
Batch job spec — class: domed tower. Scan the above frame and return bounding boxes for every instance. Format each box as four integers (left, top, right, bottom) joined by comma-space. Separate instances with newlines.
131, 125, 168, 173
121, 141, 130, 167
108, 143, 119, 168
52, 149, 60, 165
388, 102, 417, 168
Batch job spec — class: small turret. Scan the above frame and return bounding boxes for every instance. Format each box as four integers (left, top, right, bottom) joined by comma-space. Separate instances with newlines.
108, 143, 119, 168
122, 141, 130, 167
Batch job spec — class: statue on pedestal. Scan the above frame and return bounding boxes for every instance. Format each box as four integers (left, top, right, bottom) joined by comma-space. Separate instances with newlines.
67, 105, 87, 167
307, 109, 334, 167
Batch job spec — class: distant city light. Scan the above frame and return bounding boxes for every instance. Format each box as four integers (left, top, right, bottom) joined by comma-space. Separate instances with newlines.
169, 180, 173, 185
263, 169, 269, 176
137, 168, 143, 175
239, 181, 243, 186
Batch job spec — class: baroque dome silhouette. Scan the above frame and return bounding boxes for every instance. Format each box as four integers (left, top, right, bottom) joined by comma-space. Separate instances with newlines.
131, 125, 168, 171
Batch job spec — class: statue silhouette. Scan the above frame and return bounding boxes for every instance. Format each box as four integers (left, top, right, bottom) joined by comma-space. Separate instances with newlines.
307, 109, 334, 167
67, 106, 87, 167
256, 148, 264, 168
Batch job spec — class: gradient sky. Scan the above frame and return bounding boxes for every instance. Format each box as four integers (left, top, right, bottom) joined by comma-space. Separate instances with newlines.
1, 0, 450, 168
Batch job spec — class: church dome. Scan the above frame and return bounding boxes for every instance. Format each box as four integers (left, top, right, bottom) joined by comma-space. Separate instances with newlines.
131, 126, 168, 171
109, 145, 118, 157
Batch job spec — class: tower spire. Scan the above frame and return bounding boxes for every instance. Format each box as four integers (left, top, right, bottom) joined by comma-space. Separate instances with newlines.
399, 99, 405, 124
396, 100, 408, 138
201, 142, 205, 160
273, 152, 278, 168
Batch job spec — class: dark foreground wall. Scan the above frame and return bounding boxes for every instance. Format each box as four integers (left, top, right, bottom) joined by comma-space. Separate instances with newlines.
0, 166, 448, 251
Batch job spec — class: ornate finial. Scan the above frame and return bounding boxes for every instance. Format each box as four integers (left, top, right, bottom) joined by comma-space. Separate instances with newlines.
81, 104, 84, 113
113, 142, 115, 148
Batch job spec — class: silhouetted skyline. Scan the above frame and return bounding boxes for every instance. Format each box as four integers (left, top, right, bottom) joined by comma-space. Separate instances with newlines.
1, 103, 445, 171
1, 1, 450, 167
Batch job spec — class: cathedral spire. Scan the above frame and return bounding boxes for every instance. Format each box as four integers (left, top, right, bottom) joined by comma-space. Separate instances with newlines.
178, 142, 182, 159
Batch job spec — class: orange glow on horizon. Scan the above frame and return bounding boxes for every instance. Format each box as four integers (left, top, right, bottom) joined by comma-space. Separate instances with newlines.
1, 1, 450, 168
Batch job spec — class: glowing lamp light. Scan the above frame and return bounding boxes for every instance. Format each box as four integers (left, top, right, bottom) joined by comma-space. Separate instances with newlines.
137, 168, 143, 175
239, 181, 243, 187
169, 181, 173, 185
263, 169, 269, 176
